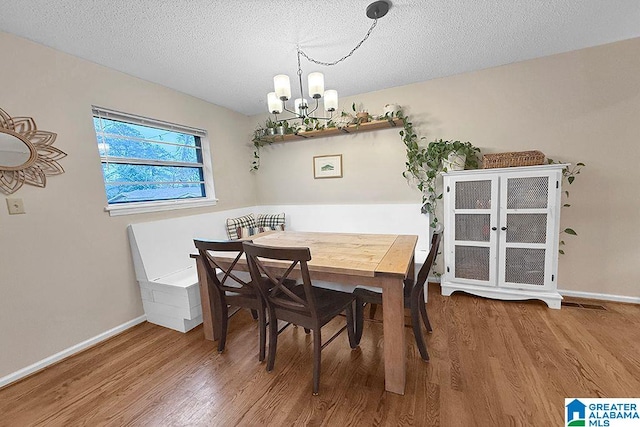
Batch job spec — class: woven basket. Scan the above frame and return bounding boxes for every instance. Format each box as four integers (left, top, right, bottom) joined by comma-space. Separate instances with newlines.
482, 150, 545, 169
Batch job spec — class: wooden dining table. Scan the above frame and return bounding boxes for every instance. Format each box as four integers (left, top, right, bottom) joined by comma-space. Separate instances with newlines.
191, 230, 418, 395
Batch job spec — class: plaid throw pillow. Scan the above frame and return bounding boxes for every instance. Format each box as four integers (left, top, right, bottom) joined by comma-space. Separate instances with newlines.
236, 224, 285, 239
226, 213, 256, 240
257, 213, 285, 229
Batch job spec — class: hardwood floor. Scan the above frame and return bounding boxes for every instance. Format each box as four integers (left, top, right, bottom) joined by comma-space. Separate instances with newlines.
2, 285, 639, 426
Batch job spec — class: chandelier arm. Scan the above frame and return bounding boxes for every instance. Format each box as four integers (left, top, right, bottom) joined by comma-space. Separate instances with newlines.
278, 115, 302, 122
298, 18, 378, 67
281, 104, 299, 117
307, 98, 321, 116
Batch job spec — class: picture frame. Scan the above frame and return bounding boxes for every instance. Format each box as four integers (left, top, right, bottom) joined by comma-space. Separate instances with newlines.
313, 154, 343, 179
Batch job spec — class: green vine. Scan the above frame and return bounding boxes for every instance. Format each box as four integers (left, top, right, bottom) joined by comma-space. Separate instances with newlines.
399, 111, 481, 228
251, 119, 296, 171
251, 131, 274, 172
547, 159, 586, 254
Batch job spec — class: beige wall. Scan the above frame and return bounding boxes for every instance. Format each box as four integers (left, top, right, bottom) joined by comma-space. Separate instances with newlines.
253, 38, 640, 298
0, 32, 256, 378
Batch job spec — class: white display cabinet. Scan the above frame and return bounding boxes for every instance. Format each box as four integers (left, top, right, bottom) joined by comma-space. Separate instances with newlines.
441, 164, 567, 309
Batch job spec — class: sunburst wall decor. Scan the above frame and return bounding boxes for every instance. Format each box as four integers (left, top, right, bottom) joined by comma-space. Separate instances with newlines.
0, 107, 66, 195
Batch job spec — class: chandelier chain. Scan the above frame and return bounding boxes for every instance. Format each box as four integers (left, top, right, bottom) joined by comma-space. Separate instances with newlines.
297, 18, 378, 67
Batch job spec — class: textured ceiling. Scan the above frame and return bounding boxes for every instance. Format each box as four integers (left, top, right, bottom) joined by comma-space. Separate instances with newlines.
1, 1, 639, 116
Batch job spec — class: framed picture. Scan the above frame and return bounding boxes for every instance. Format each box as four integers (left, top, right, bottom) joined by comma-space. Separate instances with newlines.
313, 154, 343, 179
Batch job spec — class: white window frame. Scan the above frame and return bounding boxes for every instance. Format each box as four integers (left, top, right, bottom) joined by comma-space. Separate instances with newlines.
92, 106, 217, 216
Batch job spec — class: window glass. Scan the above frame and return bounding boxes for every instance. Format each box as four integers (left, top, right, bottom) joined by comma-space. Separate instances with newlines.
92, 107, 214, 211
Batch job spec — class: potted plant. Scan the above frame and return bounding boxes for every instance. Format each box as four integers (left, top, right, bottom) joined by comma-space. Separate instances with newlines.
383, 103, 401, 117
275, 120, 297, 135
352, 102, 369, 123
428, 140, 481, 172
265, 117, 276, 136
335, 111, 354, 128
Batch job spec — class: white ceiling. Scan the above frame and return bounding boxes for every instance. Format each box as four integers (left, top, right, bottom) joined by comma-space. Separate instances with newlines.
1, 1, 639, 116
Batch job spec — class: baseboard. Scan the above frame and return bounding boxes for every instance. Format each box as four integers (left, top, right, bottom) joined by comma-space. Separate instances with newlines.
559, 289, 640, 305
0, 315, 147, 389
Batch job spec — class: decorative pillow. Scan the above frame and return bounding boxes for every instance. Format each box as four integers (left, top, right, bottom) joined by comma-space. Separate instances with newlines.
236, 224, 285, 239
226, 213, 256, 240
257, 213, 286, 229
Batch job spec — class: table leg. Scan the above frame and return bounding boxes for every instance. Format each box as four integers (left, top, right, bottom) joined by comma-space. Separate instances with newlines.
381, 276, 406, 395
195, 257, 219, 341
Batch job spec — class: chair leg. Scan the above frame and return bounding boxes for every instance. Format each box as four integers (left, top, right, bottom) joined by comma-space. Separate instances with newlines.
410, 293, 429, 361
418, 287, 433, 333
266, 308, 278, 372
258, 308, 266, 362
312, 328, 321, 395
250, 309, 259, 320
346, 302, 361, 348
217, 301, 229, 354
354, 298, 364, 345
369, 303, 378, 320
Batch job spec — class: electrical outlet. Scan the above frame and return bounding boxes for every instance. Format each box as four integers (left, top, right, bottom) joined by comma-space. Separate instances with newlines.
6, 198, 25, 215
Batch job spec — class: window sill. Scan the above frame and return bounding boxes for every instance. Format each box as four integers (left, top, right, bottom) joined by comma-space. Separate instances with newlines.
105, 198, 218, 216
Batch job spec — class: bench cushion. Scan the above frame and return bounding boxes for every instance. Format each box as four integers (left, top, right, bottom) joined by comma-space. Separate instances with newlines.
226, 213, 256, 240
257, 212, 285, 228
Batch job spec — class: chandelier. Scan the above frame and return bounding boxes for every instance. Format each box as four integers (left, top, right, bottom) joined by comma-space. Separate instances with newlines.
266, 1, 391, 121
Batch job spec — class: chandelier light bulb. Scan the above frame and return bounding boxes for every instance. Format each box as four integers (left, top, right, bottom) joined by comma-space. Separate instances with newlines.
274, 75, 291, 101
294, 98, 308, 115
307, 72, 325, 99
267, 92, 283, 114
323, 90, 338, 112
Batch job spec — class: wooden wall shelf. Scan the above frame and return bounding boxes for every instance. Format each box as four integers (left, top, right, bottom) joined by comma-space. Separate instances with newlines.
262, 117, 403, 143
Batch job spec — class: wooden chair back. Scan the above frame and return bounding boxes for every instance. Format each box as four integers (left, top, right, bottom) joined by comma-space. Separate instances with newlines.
193, 239, 256, 298
413, 232, 442, 289
243, 242, 318, 318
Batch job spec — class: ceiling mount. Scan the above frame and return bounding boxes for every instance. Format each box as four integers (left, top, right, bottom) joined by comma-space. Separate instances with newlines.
366, 0, 391, 20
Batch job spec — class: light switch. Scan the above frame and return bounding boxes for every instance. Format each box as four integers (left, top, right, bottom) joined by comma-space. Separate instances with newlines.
6, 198, 25, 215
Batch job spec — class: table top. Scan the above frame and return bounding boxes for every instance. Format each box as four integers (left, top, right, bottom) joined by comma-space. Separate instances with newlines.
239, 231, 418, 279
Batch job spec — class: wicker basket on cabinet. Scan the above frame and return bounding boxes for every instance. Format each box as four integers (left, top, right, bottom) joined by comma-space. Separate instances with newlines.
482, 150, 545, 169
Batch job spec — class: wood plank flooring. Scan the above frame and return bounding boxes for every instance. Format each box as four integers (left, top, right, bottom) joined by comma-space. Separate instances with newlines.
1, 285, 639, 426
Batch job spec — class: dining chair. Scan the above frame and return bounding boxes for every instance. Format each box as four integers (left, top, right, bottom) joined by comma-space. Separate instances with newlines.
243, 241, 361, 395
193, 239, 268, 360
353, 232, 442, 361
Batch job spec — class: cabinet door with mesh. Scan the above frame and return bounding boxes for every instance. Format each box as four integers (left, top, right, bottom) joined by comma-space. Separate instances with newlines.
447, 176, 499, 285
498, 171, 558, 290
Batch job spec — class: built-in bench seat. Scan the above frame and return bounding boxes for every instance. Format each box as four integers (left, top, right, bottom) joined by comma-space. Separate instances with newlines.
128, 204, 430, 333
138, 267, 203, 332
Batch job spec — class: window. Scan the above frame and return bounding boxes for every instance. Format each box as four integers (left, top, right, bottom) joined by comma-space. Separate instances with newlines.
92, 106, 216, 215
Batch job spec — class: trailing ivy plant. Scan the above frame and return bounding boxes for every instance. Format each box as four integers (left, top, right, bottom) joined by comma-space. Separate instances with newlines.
398, 111, 481, 228
251, 125, 274, 171
547, 158, 586, 254
250, 118, 297, 171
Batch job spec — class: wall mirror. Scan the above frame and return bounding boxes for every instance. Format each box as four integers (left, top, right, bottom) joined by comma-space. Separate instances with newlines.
0, 107, 66, 195
0, 131, 37, 169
